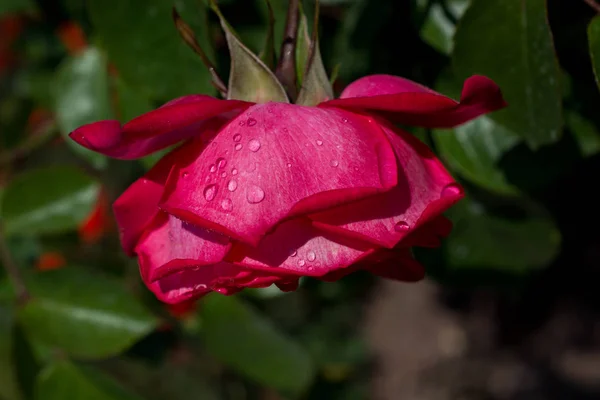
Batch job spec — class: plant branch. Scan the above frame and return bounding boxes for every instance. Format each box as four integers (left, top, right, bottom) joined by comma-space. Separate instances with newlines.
275, 0, 300, 101
584, 0, 600, 13
0, 224, 29, 305
0, 121, 57, 167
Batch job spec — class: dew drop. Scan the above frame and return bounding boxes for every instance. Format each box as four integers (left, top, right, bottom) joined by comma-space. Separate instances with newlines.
394, 221, 410, 232
221, 198, 233, 211
441, 183, 462, 198
330, 160, 339, 167
209, 164, 217, 173
220, 171, 227, 178
195, 283, 208, 291
342, 118, 348, 123
354, 167, 359, 172
316, 140, 323, 146
216, 157, 227, 169
231, 168, 238, 175
203, 184, 217, 201
235, 143, 243, 151
238, 120, 246, 126
204, 176, 211, 183
248, 139, 261, 152
289, 249, 297, 257
247, 118, 257, 126
307, 266, 314, 272
182, 172, 189, 178
246, 185, 265, 204
233, 134, 242, 142
227, 180, 238, 192
287, 163, 292, 168
307, 251, 316, 262
297, 260, 306, 267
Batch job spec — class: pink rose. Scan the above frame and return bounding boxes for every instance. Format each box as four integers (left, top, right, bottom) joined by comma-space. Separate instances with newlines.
70, 74, 505, 304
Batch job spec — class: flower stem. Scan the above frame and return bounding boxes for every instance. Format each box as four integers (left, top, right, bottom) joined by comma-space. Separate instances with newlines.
275, 0, 300, 101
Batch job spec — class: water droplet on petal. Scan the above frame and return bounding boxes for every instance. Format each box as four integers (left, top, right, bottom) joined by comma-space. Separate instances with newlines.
231, 168, 238, 175
308, 266, 314, 272
227, 180, 238, 192
203, 184, 217, 201
220, 171, 227, 178
182, 172, 189, 178
248, 139, 261, 152
221, 198, 233, 211
342, 118, 348, 123
247, 118, 257, 127
307, 251, 316, 262
330, 160, 339, 167
209, 164, 217, 173
204, 176, 211, 183
216, 157, 227, 169
289, 249, 297, 257
239, 120, 246, 126
195, 283, 208, 291
316, 140, 323, 146
235, 143, 243, 151
298, 260, 306, 267
246, 185, 265, 204
233, 134, 242, 142
287, 163, 292, 168
354, 167, 359, 172
394, 221, 410, 232
441, 183, 462, 198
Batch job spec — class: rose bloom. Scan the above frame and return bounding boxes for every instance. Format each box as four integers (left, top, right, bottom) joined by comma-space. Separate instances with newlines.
71, 74, 505, 304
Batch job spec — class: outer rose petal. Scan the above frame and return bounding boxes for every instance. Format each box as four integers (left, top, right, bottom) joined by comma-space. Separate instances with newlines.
320, 75, 507, 128
113, 143, 197, 255
69, 96, 251, 159
227, 218, 374, 277
160, 102, 398, 245
311, 121, 463, 248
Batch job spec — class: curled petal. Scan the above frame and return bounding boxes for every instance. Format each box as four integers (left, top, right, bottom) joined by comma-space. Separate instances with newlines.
311, 122, 463, 249
160, 103, 397, 245
319, 75, 507, 128
69, 96, 251, 159
227, 218, 375, 277
362, 249, 425, 282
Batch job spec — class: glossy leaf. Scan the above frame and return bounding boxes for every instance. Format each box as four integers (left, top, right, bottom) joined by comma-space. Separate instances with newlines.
588, 15, 600, 91
209, 0, 288, 103
419, 0, 468, 55
446, 198, 561, 272
200, 295, 315, 396
296, 4, 334, 106
35, 361, 142, 400
453, 0, 562, 148
53, 48, 111, 170
18, 268, 158, 359
567, 111, 600, 158
0, 166, 100, 237
88, 0, 213, 100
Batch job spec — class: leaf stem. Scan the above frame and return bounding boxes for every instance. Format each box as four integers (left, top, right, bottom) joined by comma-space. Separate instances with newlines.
276, 0, 300, 101
0, 224, 30, 305
584, 0, 600, 13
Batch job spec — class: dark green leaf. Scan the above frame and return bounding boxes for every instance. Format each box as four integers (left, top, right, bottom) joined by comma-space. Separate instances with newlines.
113, 76, 153, 123
18, 268, 158, 359
588, 15, 600, 92
419, 0, 468, 55
53, 48, 111, 170
88, 0, 214, 101
35, 361, 142, 400
200, 295, 315, 396
0, 166, 100, 237
0, 306, 20, 400
567, 110, 600, 157
209, 0, 288, 102
0, 0, 34, 16
446, 198, 561, 272
12, 322, 41, 400
452, 0, 562, 148
296, 4, 334, 106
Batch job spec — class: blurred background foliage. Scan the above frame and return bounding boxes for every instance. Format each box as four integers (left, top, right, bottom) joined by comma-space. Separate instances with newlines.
1, 0, 600, 399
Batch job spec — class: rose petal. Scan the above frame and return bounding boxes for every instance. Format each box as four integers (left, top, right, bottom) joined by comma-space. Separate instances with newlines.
69, 96, 251, 159
320, 75, 507, 128
311, 122, 463, 248
227, 218, 374, 277
160, 102, 397, 245
363, 249, 425, 282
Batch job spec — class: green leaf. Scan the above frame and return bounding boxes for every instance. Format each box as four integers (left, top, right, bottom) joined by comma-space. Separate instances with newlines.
18, 268, 157, 359
209, 0, 288, 103
588, 15, 600, 92
0, 306, 20, 400
113, 76, 153, 123
53, 48, 111, 170
445, 198, 561, 272
452, 0, 562, 148
296, 4, 334, 106
12, 322, 41, 400
35, 361, 142, 400
259, 0, 276, 69
567, 110, 600, 158
200, 295, 315, 396
419, 0, 468, 55
88, 0, 214, 101
0, 0, 34, 16
0, 166, 100, 237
